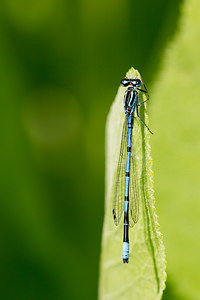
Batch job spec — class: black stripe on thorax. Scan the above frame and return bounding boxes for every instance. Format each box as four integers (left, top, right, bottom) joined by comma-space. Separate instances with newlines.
127, 146, 131, 152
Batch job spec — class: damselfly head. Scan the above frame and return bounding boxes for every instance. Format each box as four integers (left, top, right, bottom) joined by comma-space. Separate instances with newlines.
120, 78, 142, 88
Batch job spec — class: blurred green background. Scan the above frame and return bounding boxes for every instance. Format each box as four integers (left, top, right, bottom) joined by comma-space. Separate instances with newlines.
0, 0, 183, 299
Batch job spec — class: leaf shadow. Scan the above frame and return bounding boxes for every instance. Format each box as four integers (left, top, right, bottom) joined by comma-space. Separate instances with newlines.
140, 102, 160, 294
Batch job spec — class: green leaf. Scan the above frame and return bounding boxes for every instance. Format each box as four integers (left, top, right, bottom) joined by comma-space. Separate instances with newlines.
151, 0, 200, 298
99, 67, 166, 300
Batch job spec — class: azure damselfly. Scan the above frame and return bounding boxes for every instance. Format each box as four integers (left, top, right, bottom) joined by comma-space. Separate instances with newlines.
112, 77, 152, 263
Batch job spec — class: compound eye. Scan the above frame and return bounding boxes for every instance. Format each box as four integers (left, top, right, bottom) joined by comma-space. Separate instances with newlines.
120, 78, 130, 87
136, 79, 141, 86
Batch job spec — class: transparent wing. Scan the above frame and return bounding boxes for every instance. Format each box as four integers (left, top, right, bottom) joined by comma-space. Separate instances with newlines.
129, 138, 141, 228
112, 116, 128, 226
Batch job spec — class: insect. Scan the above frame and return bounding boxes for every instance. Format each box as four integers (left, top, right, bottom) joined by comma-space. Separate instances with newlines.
112, 77, 152, 263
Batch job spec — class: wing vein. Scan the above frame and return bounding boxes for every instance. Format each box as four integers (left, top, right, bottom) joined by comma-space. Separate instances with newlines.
112, 116, 128, 225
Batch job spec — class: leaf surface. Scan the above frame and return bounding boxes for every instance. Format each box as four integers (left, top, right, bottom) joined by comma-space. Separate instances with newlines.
99, 68, 166, 300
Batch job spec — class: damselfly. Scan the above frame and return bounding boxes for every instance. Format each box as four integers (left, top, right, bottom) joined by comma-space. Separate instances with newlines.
112, 77, 152, 263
